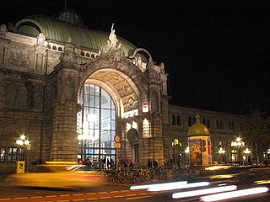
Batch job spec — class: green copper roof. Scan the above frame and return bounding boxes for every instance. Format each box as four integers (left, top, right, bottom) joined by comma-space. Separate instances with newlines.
15, 15, 136, 56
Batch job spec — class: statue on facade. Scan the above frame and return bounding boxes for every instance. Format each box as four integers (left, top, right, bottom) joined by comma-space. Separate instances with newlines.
109, 23, 118, 49
37, 33, 46, 47
99, 23, 123, 62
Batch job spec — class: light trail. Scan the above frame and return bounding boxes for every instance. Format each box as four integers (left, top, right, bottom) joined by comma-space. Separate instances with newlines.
147, 181, 209, 192
130, 181, 187, 190
172, 185, 237, 199
200, 187, 269, 202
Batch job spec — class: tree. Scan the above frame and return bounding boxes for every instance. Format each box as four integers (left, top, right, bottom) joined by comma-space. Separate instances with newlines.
242, 109, 270, 164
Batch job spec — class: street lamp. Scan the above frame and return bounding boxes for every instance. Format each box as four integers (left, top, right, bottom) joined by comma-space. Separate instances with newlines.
243, 148, 251, 164
218, 147, 226, 164
172, 139, 180, 168
16, 134, 31, 173
231, 137, 245, 164
184, 147, 190, 166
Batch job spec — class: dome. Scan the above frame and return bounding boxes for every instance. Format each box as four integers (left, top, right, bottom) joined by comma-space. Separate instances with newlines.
56, 9, 83, 26
13, 14, 136, 57
188, 115, 210, 136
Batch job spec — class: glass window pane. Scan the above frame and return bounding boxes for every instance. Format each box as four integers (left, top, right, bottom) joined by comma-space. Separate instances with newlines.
89, 95, 95, 107
101, 89, 110, 109
111, 110, 115, 121
0, 148, 5, 163
89, 85, 95, 95
80, 84, 116, 163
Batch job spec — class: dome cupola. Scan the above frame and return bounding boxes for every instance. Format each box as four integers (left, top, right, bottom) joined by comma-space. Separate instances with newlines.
188, 114, 210, 136
57, 9, 83, 26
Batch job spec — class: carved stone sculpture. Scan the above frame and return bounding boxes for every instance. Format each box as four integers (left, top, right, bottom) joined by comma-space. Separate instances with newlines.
99, 24, 124, 62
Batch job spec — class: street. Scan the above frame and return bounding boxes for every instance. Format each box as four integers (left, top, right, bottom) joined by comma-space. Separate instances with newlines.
0, 167, 270, 202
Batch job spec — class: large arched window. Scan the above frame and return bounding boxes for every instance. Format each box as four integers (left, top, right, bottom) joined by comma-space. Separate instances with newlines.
79, 84, 116, 168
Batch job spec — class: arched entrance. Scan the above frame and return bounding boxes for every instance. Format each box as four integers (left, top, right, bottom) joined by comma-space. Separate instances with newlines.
78, 84, 116, 169
77, 65, 144, 168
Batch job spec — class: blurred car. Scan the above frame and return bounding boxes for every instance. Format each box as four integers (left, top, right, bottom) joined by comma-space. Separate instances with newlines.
7, 163, 106, 189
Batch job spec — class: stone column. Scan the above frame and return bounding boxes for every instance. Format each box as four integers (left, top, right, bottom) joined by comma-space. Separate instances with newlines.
151, 114, 164, 165
50, 49, 80, 161
51, 101, 80, 161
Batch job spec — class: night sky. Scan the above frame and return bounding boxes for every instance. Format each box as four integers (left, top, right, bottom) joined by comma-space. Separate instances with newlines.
1, 0, 270, 115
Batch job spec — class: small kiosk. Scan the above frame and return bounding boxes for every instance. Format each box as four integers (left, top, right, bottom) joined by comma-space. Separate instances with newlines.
188, 115, 212, 166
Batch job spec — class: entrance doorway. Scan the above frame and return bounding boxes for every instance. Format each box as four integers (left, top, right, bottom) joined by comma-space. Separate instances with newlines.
78, 84, 116, 168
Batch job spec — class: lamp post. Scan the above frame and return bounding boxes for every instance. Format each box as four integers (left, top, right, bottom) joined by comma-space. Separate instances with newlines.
218, 147, 226, 164
243, 148, 251, 164
171, 139, 179, 168
231, 137, 245, 164
16, 134, 31, 173
184, 146, 190, 166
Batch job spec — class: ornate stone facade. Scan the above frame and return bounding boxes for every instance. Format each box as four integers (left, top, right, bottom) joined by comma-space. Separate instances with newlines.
0, 10, 256, 173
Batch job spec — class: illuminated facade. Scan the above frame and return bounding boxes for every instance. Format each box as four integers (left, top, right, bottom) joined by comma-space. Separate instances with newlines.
0, 10, 263, 173
0, 10, 168, 173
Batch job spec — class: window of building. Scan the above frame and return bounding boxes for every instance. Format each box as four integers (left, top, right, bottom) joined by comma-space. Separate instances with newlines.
188, 116, 196, 126
172, 115, 181, 126
207, 119, 211, 128
17, 87, 27, 108
216, 120, 220, 129
18, 147, 25, 161
188, 117, 192, 126
79, 84, 116, 166
216, 120, 223, 129
239, 122, 243, 130
7, 147, 17, 163
229, 121, 235, 130
172, 115, 176, 125
0, 147, 5, 163
231, 122, 235, 130
203, 118, 206, 125
6, 85, 16, 106
176, 115, 181, 126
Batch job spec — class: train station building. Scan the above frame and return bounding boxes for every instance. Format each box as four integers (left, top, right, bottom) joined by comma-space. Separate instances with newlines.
0, 10, 251, 173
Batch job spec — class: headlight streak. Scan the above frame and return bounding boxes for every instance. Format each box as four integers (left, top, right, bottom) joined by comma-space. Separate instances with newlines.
172, 185, 237, 199
147, 182, 210, 192
130, 181, 187, 190
255, 180, 270, 185
200, 187, 269, 202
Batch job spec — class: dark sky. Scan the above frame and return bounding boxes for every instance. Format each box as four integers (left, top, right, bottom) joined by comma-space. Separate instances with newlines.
1, 0, 270, 115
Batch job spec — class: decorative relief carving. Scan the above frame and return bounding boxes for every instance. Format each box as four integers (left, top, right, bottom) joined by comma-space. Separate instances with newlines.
8, 51, 31, 68
123, 94, 138, 112
108, 72, 119, 81
122, 83, 130, 92
128, 97, 135, 107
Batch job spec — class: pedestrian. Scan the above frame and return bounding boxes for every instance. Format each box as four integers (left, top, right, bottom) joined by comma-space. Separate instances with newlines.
106, 158, 110, 169
153, 159, 158, 168
147, 159, 153, 168
85, 158, 92, 170
110, 159, 115, 169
